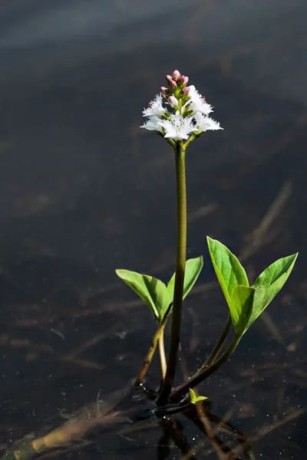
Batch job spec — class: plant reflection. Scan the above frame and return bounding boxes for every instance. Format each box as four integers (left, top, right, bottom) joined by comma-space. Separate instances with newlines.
1, 387, 254, 460
156, 403, 254, 460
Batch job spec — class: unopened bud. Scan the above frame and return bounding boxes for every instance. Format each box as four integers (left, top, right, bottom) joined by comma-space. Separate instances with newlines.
182, 86, 191, 94
168, 96, 178, 108
166, 75, 177, 89
172, 69, 181, 80
180, 75, 189, 85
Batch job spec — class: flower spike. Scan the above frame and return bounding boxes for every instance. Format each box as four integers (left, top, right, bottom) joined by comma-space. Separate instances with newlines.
141, 70, 223, 144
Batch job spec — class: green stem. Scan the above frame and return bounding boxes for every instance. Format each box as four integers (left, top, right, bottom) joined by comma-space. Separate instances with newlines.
202, 316, 232, 368
170, 334, 242, 403
157, 143, 187, 405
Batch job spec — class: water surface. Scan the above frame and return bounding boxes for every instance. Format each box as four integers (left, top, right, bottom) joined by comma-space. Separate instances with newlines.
0, 1, 307, 458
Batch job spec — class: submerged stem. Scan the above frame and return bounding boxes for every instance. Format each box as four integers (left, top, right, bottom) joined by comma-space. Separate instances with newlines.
158, 143, 187, 405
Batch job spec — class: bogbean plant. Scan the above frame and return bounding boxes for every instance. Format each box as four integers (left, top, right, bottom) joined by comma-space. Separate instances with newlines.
116, 70, 298, 408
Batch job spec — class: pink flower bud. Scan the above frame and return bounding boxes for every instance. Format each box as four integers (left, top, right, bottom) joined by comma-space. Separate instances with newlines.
180, 75, 189, 85
168, 96, 178, 108
166, 75, 177, 89
160, 86, 168, 95
182, 86, 191, 94
172, 69, 181, 80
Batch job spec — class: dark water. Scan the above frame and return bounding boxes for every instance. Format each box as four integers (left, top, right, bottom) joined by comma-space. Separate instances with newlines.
0, 0, 307, 458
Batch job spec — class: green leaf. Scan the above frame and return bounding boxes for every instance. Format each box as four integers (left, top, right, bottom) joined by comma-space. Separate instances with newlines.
247, 253, 298, 328
253, 253, 298, 289
207, 237, 249, 306
163, 256, 204, 320
115, 269, 168, 320
116, 257, 203, 323
207, 237, 298, 336
182, 256, 204, 299
229, 285, 255, 336
189, 388, 208, 405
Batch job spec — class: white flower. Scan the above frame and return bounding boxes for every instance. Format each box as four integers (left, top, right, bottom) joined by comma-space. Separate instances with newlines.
141, 116, 163, 132
187, 85, 213, 116
159, 113, 194, 141
141, 71, 223, 143
192, 112, 223, 134
142, 94, 166, 117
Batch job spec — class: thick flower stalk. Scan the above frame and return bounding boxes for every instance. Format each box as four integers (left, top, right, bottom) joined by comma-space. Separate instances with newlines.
141, 70, 222, 404
141, 69, 222, 146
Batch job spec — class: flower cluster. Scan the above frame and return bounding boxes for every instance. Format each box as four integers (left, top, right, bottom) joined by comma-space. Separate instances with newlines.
141, 70, 222, 144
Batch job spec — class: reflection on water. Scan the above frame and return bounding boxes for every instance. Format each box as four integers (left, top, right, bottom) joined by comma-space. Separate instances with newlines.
0, 0, 307, 458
